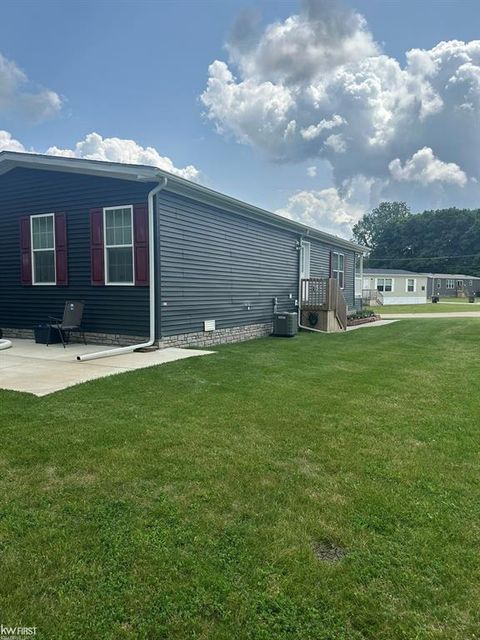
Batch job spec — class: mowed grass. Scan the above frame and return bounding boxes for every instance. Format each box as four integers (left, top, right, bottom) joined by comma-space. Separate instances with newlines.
377, 302, 480, 314
439, 297, 476, 303
2, 320, 480, 639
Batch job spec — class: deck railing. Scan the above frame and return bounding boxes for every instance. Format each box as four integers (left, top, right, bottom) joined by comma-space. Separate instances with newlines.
362, 288, 384, 306
300, 277, 347, 330
330, 279, 347, 330
301, 277, 329, 308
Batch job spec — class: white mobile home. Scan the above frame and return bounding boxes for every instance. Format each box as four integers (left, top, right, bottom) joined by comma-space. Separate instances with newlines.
361, 269, 428, 306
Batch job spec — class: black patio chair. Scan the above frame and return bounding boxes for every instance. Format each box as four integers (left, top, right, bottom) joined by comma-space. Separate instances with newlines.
47, 301, 86, 348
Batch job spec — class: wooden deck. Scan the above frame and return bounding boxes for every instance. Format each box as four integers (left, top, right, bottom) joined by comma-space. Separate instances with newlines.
300, 277, 347, 331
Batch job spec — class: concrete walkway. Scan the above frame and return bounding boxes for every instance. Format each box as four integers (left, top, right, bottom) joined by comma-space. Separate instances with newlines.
0, 340, 214, 396
346, 319, 398, 331
380, 312, 480, 319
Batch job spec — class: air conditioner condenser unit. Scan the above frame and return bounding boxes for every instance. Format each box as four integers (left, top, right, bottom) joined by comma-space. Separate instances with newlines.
272, 312, 298, 337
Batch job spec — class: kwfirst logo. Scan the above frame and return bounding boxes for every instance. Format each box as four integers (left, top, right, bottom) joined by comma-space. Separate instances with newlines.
0, 625, 37, 638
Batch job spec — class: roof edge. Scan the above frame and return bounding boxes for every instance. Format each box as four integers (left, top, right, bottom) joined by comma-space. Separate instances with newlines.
0, 151, 366, 253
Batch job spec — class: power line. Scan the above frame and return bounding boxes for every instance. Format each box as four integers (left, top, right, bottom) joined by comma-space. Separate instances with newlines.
367, 253, 480, 263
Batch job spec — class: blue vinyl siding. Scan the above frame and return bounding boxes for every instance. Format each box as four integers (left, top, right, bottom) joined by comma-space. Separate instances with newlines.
0, 166, 359, 340
309, 240, 355, 308
157, 191, 299, 336
0, 167, 154, 336
427, 276, 480, 297
156, 191, 357, 336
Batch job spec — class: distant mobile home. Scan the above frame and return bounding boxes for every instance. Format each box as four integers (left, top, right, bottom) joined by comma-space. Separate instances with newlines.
360, 269, 428, 305
426, 273, 480, 298
0, 152, 364, 348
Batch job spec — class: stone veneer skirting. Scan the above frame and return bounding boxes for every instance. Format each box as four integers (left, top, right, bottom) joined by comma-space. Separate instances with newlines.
157, 322, 273, 348
1, 322, 274, 349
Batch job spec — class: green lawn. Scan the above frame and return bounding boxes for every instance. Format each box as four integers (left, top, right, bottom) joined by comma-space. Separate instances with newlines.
376, 302, 480, 314
2, 321, 480, 639
439, 296, 475, 303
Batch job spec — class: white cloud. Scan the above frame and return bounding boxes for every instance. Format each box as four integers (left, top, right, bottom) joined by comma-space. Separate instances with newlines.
0, 130, 26, 152
306, 165, 317, 177
226, 0, 378, 85
324, 133, 347, 153
276, 186, 365, 238
46, 132, 200, 181
201, 1, 480, 233
301, 115, 346, 141
0, 53, 61, 122
389, 147, 467, 186
201, 60, 294, 159
0, 130, 200, 182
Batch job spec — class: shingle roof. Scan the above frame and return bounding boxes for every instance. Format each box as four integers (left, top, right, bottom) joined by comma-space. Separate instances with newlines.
364, 268, 480, 279
425, 273, 479, 279
363, 268, 420, 276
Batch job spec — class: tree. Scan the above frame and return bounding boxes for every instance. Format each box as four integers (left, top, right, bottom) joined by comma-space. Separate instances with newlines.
354, 205, 480, 277
352, 202, 411, 249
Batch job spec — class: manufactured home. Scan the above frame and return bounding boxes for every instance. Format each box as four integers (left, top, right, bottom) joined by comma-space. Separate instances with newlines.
0, 152, 364, 348
426, 273, 480, 298
360, 269, 428, 306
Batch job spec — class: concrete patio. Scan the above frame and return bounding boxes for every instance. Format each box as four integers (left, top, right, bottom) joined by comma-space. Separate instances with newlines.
0, 339, 214, 396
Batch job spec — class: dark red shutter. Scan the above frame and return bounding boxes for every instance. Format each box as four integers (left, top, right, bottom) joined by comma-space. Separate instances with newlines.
90, 208, 104, 285
329, 250, 333, 277
20, 216, 32, 285
55, 213, 68, 285
133, 203, 149, 286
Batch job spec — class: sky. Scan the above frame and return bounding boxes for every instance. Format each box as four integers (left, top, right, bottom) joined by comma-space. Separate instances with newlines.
1, 0, 480, 238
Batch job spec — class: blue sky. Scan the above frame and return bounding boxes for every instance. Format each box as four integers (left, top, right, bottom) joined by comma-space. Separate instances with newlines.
1, 0, 480, 237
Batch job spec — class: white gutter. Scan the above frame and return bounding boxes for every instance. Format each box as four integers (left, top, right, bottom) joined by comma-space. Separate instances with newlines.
0, 339, 12, 350
77, 175, 168, 362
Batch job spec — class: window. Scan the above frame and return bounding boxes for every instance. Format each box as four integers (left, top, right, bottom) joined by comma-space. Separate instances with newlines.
457, 280, 464, 289
436, 279, 441, 289
446, 279, 455, 289
31, 213, 56, 284
333, 252, 344, 288
376, 278, 393, 292
406, 278, 416, 293
104, 206, 134, 284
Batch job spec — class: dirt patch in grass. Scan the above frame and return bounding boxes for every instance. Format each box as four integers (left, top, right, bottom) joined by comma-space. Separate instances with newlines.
313, 541, 347, 562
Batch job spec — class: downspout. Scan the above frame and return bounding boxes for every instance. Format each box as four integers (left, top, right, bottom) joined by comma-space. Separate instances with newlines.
297, 238, 327, 334
77, 175, 168, 362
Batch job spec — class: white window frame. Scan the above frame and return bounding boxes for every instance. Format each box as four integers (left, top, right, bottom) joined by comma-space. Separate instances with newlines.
103, 205, 135, 286
300, 240, 311, 279
406, 278, 416, 293
333, 252, 345, 289
446, 279, 455, 289
30, 213, 56, 286
376, 277, 393, 293
456, 279, 464, 289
